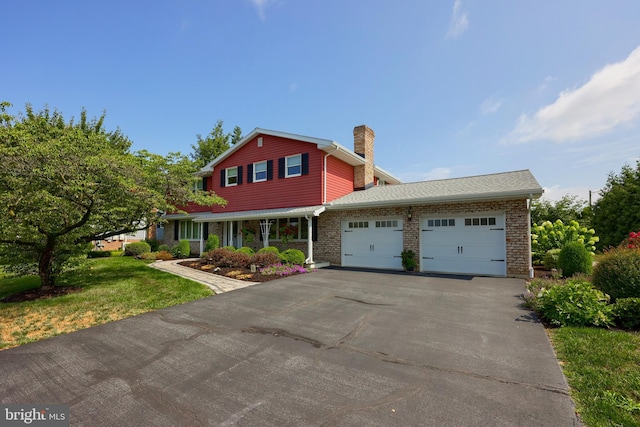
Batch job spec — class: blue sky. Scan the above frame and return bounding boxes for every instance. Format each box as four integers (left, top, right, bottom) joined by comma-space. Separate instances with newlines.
3, 1, 640, 202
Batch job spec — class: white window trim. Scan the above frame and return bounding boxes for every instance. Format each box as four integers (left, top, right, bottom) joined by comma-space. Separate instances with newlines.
269, 217, 309, 241
285, 154, 302, 178
226, 167, 238, 187
253, 161, 267, 182
180, 220, 201, 241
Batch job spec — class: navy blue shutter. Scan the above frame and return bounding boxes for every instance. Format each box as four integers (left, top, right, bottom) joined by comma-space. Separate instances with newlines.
278, 158, 285, 179
302, 153, 309, 175
174, 221, 179, 241
247, 164, 253, 183
267, 160, 273, 180
202, 177, 207, 191
220, 169, 226, 188
312, 217, 318, 242
203, 223, 209, 240
237, 166, 243, 184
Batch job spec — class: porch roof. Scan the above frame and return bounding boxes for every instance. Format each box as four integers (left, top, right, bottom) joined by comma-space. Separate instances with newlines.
181, 205, 326, 223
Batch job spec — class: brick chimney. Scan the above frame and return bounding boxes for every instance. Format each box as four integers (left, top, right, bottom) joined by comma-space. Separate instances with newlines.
353, 125, 375, 190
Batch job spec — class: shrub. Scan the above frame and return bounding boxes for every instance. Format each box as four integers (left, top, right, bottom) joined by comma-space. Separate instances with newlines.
531, 219, 598, 263
557, 241, 593, 278
237, 246, 255, 255
612, 297, 640, 330
260, 263, 311, 277
204, 248, 230, 264
171, 240, 191, 259
280, 249, 305, 266
139, 252, 157, 260
155, 251, 174, 261
204, 234, 220, 252
521, 277, 564, 310
592, 247, 640, 301
537, 280, 613, 327
145, 238, 160, 252
543, 249, 561, 270
222, 245, 236, 252
250, 252, 281, 268
158, 244, 170, 252
257, 246, 280, 255
88, 250, 111, 258
221, 251, 251, 268
124, 241, 151, 257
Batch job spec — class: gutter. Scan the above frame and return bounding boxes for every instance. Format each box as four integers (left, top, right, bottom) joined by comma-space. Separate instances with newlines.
323, 146, 339, 204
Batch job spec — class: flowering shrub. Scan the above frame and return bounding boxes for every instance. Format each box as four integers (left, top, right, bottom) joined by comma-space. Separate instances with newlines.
260, 263, 312, 277
621, 231, 640, 250
279, 225, 298, 243
531, 220, 598, 264
537, 280, 613, 327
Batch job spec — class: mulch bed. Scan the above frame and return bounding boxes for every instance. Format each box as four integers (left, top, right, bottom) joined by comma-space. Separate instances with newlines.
1, 286, 83, 303
532, 266, 558, 279
178, 260, 282, 283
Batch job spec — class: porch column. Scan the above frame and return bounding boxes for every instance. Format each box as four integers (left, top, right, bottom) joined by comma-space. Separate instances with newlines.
305, 215, 314, 264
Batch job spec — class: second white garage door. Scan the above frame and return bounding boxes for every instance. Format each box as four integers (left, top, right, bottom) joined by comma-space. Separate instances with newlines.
420, 214, 506, 276
342, 219, 403, 270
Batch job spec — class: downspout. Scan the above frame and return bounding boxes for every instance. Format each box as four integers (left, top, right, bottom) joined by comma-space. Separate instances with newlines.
305, 214, 313, 265
199, 222, 204, 255
323, 146, 339, 204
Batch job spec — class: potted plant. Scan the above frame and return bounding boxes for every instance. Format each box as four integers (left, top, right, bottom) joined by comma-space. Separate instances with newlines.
401, 249, 417, 272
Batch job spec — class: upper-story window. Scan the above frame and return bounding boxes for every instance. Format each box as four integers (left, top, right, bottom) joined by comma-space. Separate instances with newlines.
254, 161, 267, 182
286, 155, 301, 177
226, 167, 238, 186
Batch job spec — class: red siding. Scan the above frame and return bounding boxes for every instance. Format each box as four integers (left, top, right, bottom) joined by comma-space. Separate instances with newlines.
209, 135, 325, 212
325, 156, 354, 202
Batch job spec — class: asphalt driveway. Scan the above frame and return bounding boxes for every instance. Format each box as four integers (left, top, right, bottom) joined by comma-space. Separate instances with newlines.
0, 269, 579, 426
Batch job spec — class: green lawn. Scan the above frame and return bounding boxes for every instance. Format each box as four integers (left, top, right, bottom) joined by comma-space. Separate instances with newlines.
550, 327, 640, 426
0, 257, 213, 349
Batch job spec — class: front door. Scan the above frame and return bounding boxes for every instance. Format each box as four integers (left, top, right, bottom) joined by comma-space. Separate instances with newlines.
224, 220, 243, 248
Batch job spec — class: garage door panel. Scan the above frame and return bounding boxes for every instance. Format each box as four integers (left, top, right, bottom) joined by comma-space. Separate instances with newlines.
342, 219, 403, 270
420, 214, 506, 276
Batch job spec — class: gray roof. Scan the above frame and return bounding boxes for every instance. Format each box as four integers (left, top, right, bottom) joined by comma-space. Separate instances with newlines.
190, 206, 326, 222
326, 170, 543, 209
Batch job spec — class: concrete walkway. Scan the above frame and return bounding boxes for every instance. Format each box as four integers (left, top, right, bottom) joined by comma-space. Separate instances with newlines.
148, 258, 259, 294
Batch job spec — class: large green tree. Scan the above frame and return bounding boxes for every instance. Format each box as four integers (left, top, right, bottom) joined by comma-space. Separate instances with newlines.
592, 161, 640, 249
191, 120, 242, 168
0, 103, 225, 289
531, 194, 591, 227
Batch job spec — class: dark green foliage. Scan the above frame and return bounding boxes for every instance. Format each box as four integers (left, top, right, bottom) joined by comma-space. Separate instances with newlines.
258, 246, 280, 255
158, 244, 170, 252
537, 280, 613, 327
543, 248, 561, 270
88, 251, 112, 258
592, 248, 640, 301
250, 252, 281, 268
204, 234, 220, 252
191, 120, 242, 168
531, 195, 591, 227
145, 238, 159, 252
557, 242, 593, 278
237, 247, 255, 255
612, 298, 640, 330
124, 242, 151, 257
280, 249, 305, 265
171, 240, 191, 259
592, 161, 640, 249
401, 249, 417, 271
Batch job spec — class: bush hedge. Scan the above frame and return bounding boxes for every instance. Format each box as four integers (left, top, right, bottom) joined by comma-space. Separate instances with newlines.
257, 246, 280, 255
612, 297, 640, 330
171, 240, 191, 259
158, 244, 170, 252
543, 249, 561, 270
124, 241, 151, 257
557, 241, 593, 278
592, 247, 640, 301
88, 250, 112, 258
537, 280, 612, 327
280, 249, 305, 266
237, 246, 255, 255
204, 234, 220, 252
145, 238, 160, 252
250, 252, 281, 268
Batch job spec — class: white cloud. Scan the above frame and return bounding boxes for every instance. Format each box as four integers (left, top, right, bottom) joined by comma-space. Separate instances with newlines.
480, 96, 504, 115
504, 45, 640, 144
540, 184, 599, 204
446, 0, 469, 39
399, 167, 453, 183
250, 0, 271, 21
536, 76, 557, 94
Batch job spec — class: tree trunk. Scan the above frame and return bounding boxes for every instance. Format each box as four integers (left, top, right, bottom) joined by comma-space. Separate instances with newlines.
38, 239, 56, 290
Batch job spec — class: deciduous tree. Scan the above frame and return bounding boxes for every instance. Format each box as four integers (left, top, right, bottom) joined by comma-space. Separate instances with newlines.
191, 120, 242, 168
0, 103, 225, 289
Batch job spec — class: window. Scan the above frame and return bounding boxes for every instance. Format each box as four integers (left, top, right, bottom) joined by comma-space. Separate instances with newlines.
286, 155, 301, 177
179, 220, 200, 240
270, 217, 310, 240
193, 179, 203, 191
375, 220, 398, 228
226, 167, 238, 186
254, 161, 267, 182
465, 217, 496, 226
348, 221, 369, 229
427, 219, 455, 227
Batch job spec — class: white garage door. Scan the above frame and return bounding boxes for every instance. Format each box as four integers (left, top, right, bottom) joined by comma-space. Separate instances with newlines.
420, 214, 506, 276
342, 219, 403, 270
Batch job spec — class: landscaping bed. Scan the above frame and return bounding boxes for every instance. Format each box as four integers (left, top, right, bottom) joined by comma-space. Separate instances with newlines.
178, 259, 311, 282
